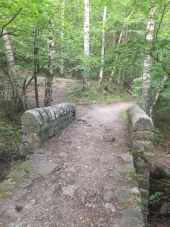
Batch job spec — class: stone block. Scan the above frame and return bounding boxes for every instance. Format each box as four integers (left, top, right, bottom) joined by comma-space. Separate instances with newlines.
139, 189, 149, 198
118, 207, 144, 227
21, 109, 42, 126
133, 131, 154, 141
128, 104, 154, 131
137, 176, 149, 190
36, 109, 49, 123
43, 107, 55, 121
48, 127, 55, 138
143, 152, 155, 166
132, 140, 153, 152
22, 125, 39, 134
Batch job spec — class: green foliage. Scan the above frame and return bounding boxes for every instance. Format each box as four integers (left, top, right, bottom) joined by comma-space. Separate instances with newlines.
0, 116, 21, 161
65, 81, 130, 104
16, 165, 30, 173
132, 77, 143, 105
0, 124, 18, 137
154, 127, 165, 145
149, 191, 163, 204
120, 110, 128, 122
0, 183, 10, 199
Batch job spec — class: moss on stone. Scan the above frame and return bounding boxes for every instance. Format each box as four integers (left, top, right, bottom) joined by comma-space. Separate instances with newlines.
122, 200, 139, 209
121, 110, 128, 122
0, 184, 10, 200
16, 165, 30, 173
5, 168, 30, 184
5, 172, 22, 184
126, 171, 138, 186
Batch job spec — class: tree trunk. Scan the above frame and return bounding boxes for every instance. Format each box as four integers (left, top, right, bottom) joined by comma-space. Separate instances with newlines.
83, 0, 90, 89
118, 10, 134, 45
2, 30, 20, 92
109, 10, 134, 83
44, 21, 55, 107
99, 6, 107, 86
60, 0, 65, 76
33, 24, 40, 108
142, 8, 156, 113
2, 29, 23, 111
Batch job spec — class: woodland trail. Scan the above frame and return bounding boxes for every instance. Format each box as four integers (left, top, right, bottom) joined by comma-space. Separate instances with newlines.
0, 101, 144, 227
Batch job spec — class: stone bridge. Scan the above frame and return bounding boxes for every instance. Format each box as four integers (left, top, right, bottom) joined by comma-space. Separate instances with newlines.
0, 102, 154, 227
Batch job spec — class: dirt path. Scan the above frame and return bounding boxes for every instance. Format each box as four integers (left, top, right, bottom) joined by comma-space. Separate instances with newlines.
0, 101, 145, 227
27, 77, 78, 108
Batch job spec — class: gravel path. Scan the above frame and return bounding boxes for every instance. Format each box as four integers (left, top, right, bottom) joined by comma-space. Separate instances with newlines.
0, 102, 145, 227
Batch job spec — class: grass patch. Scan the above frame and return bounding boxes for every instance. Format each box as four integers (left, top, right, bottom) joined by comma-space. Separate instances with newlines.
65, 81, 130, 104
0, 183, 11, 199
122, 200, 139, 209
149, 191, 163, 204
5, 172, 22, 184
121, 110, 128, 122
0, 115, 21, 161
16, 165, 30, 173
5, 170, 29, 184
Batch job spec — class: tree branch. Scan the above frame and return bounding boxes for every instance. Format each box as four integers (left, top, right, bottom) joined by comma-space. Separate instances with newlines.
24, 75, 35, 91
0, 8, 22, 38
149, 51, 170, 78
155, 2, 170, 39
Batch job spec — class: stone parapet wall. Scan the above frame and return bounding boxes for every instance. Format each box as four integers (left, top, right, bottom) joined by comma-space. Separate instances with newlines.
128, 104, 154, 223
21, 103, 76, 154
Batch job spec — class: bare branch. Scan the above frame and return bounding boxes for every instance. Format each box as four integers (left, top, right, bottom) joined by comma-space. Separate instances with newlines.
24, 75, 35, 91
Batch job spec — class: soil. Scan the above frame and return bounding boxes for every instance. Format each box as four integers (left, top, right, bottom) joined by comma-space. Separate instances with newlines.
148, 216, 170, 227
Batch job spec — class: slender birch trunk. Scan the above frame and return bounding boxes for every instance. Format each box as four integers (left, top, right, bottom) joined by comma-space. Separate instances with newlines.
83, 0, 90, 88
142, 8, 156, 113
60, 0, 65, 76
2, 30, 20, 92
33, 24, 40, 107
118, 10, 134, 45
44, 21, 55, 106
2, 29, 22, 110
99, 6, 107, 85
109, 10, 134, 83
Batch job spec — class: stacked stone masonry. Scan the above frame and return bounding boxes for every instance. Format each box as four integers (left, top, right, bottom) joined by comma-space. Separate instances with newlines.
128, 104, 154, 223
21, 103, 76, 154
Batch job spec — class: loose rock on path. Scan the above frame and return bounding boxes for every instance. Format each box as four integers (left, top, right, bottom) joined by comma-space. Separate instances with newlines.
0, 102, 144, 227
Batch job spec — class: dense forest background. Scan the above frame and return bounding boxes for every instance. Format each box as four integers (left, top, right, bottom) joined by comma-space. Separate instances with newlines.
0, 0, 169, 164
